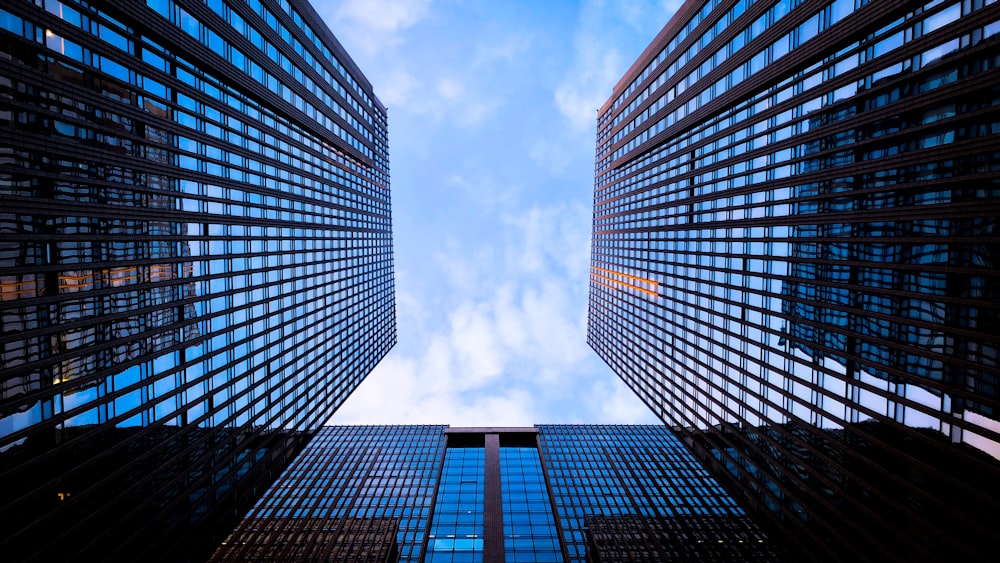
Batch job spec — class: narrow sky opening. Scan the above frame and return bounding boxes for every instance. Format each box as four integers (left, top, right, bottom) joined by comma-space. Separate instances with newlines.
322, 0, 680, 426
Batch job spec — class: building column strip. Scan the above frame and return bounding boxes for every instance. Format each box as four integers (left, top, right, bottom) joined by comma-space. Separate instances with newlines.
483, 433, 504, 563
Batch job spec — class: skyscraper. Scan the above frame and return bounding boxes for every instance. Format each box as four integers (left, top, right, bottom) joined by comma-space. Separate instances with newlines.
0, 1, 393, 560
210, 424, 775, 563
588, 0, 1000, 561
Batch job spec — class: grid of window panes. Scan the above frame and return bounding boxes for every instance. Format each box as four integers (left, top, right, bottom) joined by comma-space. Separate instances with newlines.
536, 425, 770, 562
588, 0, 1000, 560
0, 0, 393, 561
426, 446, 486, 563
214, 426, 445, 562
499, 447, 562, 562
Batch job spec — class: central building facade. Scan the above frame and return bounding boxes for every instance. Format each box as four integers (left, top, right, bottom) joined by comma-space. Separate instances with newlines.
211, 425, 776, 562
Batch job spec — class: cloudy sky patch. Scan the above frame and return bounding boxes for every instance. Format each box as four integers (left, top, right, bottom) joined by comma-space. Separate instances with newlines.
323, 0, 678, 426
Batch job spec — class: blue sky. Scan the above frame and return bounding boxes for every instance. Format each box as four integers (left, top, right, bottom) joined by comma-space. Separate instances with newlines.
321, 0, 681, 426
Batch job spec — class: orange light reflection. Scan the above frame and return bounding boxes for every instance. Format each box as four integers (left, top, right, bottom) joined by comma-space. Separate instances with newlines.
591, 266, 658, 288
591, 273, 659, 297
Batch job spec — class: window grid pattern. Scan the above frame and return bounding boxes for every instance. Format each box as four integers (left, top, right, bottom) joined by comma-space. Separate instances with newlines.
212, 425, 446, 562
214, 426, 778, 562
426, 447, 486, 563
500, 447, 562, 562
145, 0, 381, 161
537, 424, 772, 562
0, 0, 394, 561
589, 0, 1000, 561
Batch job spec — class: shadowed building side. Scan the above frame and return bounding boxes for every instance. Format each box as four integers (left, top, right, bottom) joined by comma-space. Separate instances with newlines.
211, 517, 400, 562
585, 514, 770, 563
0, 1, 393, 560
588, 0, 1000, 561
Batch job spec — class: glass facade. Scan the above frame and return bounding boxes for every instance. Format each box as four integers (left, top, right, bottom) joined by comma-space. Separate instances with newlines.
589, 0, 1000, 560
538, 424, 771, 562
499, 447, 561, 562
212, 425, 446, 562
0, 0, 393, 560
427, 446, 486, 562
212, 425, 774, 562
424, 431, 563, 563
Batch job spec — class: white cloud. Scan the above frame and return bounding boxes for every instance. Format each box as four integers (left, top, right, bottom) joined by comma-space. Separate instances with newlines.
444, 171, 520, 211
449, 302, 505, 386
317, 0, 432, 55
474, 34, 532, 66
318, 1, 512, 127
553, 2, 624, 131
377, 68, 417, 108
376, 74, 499, 128
491, 284, 528, 352
527, 137, 577, 177
502, 204, 592, 281
455, 99, 500, 128
598, 377, 660, 423
421, 77, 499, 127
335, 0, 431, 32
436, 77, 463, 100
554, 47, 621, 132
553, 0, 681, 131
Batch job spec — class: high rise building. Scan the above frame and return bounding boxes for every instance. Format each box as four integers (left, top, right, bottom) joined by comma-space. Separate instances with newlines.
210, 425, 776, 562
588, 0, 1000, 561
0, 0, 393, 560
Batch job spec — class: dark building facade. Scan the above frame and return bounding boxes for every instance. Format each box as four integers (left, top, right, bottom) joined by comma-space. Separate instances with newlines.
588, 0, 1000, 561
211, 425, 775, 563
0, 0, 393, 560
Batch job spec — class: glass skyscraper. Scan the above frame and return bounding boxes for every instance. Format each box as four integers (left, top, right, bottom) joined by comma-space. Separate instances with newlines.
210, 425, 775, 562
0, 0, 393, 560
589, 0, 999, 561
